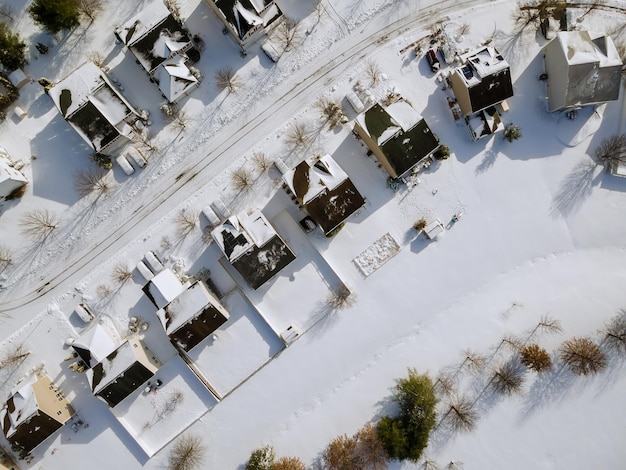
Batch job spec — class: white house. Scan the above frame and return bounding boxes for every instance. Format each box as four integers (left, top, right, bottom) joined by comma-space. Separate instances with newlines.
48, 62, 142, 156
0, 147, 27, 201
543, 31, 623, 112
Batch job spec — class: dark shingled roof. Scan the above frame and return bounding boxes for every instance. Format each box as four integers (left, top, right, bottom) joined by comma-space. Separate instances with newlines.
95, 361, 154, 408
301, 179, 365, 235
167, 305, 229, 352
380, 117, 440, 178
3, 410, 62, 454
68, 100, 121, 151
214, 0, 278, 40
232, 236, 296, 290
466, 66, 514, 113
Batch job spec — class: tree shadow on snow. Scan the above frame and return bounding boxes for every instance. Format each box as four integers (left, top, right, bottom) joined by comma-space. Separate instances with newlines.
550, 158, 600, 217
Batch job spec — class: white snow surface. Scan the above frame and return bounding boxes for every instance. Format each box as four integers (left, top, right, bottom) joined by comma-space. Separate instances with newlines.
0, 0, 625, 469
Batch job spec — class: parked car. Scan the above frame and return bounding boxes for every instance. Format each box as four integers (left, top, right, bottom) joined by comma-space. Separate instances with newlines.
125, 148, 147, 168
346, 90, 365, 113
116, 154, 135, 175
426, 49, 440, 72
74, 303, 94, 323
144, 251, 164, 273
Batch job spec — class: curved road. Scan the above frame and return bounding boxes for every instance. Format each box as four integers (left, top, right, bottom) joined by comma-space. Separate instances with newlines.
0, 0, 496, 324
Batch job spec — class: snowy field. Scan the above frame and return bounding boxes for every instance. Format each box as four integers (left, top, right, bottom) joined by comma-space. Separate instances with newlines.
1, 0, 625, 468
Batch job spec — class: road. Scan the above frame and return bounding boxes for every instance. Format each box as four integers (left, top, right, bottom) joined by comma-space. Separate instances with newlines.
0, 0, 496, 331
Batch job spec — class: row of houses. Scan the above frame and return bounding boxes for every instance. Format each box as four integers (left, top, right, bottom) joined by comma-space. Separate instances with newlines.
1, 23, 623, 462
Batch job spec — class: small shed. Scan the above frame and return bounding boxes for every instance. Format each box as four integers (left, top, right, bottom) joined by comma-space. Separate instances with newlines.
424, 219, 444, 240
8, 69, 29, 89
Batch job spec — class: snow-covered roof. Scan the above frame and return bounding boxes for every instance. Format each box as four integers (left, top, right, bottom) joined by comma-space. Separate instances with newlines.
72, 319, 121, 368
157, 281, 216, 334
49, 62, 105, 118
3, 373, 39, 435
554, 31, 622, 67
116, 0, 171, 47
356, 100, 423, 146
155, 55, 198, 103
144, 269, 189, 309
0, 149, 27, 197
458, 46, 510, 84
283, 154, 348, 205
212, 209, 277, 262
215, 0, 282, 43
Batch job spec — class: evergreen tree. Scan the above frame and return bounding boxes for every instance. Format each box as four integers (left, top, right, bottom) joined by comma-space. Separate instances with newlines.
29, 0, 80, 34
0, 23, 26, 71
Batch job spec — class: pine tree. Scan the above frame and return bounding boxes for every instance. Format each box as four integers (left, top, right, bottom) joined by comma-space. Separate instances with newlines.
0, 22, 26, 71
29, 0, 81, 34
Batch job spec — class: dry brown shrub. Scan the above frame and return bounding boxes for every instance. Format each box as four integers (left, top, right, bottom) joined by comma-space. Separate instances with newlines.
365, 60, 382, 86
519, 344, 552, 372
326, 285, 355, 310
285, 121, 312, 148
167, 434, 205, 470
175, 210, 198, 237
112, 263, 132, 285
251, 151, 272, 173
231, 167, 254, 192
272, 456, 306, 470
353, 423, 388, 470
323, 434, 358, 470
560, 337, 607, 375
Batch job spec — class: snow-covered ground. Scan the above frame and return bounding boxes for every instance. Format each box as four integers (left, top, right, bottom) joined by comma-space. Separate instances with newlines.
1, 0, 625, 468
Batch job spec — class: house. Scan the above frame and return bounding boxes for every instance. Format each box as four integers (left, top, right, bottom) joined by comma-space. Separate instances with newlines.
0, 446, 19, 470
71, 319, 121, 369
211, 208, 296, 289
353, 99, 440, 179
86, 337, 162, 407
0, 147, 27, 201
48, 62, 141, 156
204, 0, 282, 50
449, 46, 514, 117
543, 31, 623, 112
282, 154, 366, 236
0, 370, 75, 456
115, 0, 199, 103
143, 268, 190, 309
156, 281, 230, 352
465, 106, 503, 141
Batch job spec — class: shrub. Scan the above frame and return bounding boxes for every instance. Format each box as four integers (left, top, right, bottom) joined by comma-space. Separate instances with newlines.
245, 445, 274, 470
272, 457, 306, 470
90, 152, 113, 170
519, 344, 552, 372
28, 0, 81, 34
560, 337, 607, 375
326, 285, 355, 309
77, 0, 102, 22
111, 263, 132, 285
377, 369, 437, 462
0, 75, 18, 109
323, 434, 358, 470
433, 145, 450, 160
503, 123, 522, 142
0, 22, 26, 71
0, 245, 13, 270
413, 218, 427, 231
353, 423, 388, 470
167, 434, 205, 470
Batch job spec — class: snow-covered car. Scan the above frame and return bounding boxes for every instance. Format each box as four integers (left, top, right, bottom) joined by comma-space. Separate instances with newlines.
136, 260, 154, 281
116, 154, 135, 175
201, 205, 221, 227
125, 148, 147, 168
144, 251, 164, 273
74, 303, 94, 323
261, 40, 281, 62
346, 91, 365, 113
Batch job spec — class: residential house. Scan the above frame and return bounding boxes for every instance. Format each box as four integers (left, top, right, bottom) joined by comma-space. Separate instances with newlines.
0, 147, 27, 201
86, 337, 162, 407
204, 0, 282, 50
156, 280, 230, 352
211, 208, 296, 289
543, 31, 623, 112
143, 268, 190, 309
48, 62, 141, 156
1, 370, 75, 456
282, 154, 366, 236
449, 47, 513, 140
71, 319, 121, 369
353, 99, 440, 179
0, 446, 19, 470
115, 0, 199, 103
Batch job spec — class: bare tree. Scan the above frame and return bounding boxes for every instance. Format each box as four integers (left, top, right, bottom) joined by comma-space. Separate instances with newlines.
492, 362, 525, 395
0, 343, 30, 368
157, 390, 184, 421
457, 22, 471, 37
315, 96, 346, 130
602, 310, 626, 355
112, 263, 132, 285
87, 50, 105, 67
285, 121, 312, 148
444, 395, 478, 432
595, 134, 626, 170
251, 151, 272, 173
231, 167, 254, 192
514, 0, 560, 32
434, 372, 456, 397
168, 434, 205, 470
136, 132, 161, 156
215, 67, 243, 95
164, 0, 182, 22
326, 285, 355, 310
97, 284, 112, 298
74, 167, 112, 198
353, 423, 388, 470
175, 210, 197, 237
461, 349, 486, 372
19, 209, 58, 242
500, 334, 523, 352
446, 461, 464, 470
275, 17, 302, 51
323, 434, 358, 470
0, 4, 13, 22
78, 0, 103, 22
421, 458, 440, 470
365, 60, 382, 86
560, 337, 607, 375
272, 456, 306, 470
0, 245, 13, 271
533, 314, 563, 336
519, 344, 552, 372
170, 110, 191, 132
